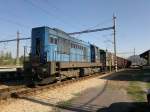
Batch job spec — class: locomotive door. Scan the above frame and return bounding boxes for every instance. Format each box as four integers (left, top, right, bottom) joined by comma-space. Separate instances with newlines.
35, 38, 41, 56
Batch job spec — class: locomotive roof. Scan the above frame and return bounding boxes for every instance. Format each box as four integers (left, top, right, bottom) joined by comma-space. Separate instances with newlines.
32, 26, 90, 47
52, 28, 69, 36
52, 27, 85, 42
50, 27, 90, 46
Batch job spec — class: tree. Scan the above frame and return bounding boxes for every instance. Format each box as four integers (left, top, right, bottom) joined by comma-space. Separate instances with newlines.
8, 52, 12, 59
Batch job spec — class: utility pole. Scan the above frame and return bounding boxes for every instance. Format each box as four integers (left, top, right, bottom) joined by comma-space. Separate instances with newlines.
110, 53, 112, 72
16, 31, 20, 66
113, 15, 117, 72
24, 46, 26, 62
134, 48, 136, 64
105, 49, 108, 72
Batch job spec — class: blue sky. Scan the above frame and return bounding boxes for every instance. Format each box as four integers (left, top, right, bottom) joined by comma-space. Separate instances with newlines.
0, 0, 150, 58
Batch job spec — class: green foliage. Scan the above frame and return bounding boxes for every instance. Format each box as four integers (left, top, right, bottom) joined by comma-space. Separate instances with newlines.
0, 51, 25, 66
57, 92, 81, 108
72, 92, 81, 96
127, 81, 146, 102
57, 99, 73, 108
147, 83, 150, 88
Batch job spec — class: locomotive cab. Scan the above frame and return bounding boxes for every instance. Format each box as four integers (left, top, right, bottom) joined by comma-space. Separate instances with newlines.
29, 27, 57, 84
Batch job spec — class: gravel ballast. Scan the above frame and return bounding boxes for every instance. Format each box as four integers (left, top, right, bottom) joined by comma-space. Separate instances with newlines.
0, 75, 106, 112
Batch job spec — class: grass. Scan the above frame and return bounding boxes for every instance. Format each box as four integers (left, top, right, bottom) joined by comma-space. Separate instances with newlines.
57, 92, 81, 108
127, 81, 146, 102
125, 69, 150, 102
57, 99, 73, 108
125, 69, 150, 112
146, 82, 150, 89
72, 92, 81, 97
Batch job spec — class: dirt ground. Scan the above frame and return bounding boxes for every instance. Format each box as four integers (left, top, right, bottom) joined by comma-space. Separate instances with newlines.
57, 74, 131, 112
57, 69, 150, 112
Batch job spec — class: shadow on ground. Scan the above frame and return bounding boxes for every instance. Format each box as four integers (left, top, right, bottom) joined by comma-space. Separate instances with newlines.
19, 96, 150, 112
101, 69, 150, 82
97, 102, 150, 112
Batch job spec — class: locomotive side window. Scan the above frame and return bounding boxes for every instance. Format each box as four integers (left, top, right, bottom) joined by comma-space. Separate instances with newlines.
55, 38, 57, 44
71, 42, 84, 50
49, 37, 57, 44
83, 47, 87, 60
57, 37, 70, 54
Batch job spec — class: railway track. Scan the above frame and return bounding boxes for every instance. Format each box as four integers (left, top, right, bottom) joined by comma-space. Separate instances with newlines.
0, 85, 27, 101
0, 72, 107, 102
0, 70, 118, 103
11, 73, 104, 98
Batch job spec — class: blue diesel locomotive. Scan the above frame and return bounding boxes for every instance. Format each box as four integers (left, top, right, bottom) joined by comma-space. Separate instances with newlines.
24, 26, 105, 84
24, 26, 130, 85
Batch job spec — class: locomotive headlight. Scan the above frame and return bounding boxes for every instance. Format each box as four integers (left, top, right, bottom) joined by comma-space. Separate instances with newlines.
42, 68, 47, 72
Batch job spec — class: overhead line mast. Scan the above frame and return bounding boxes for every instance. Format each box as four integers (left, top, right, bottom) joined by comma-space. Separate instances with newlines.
16, 31, 20, 66
68, 15, 117, 72
113, 15, 117, 72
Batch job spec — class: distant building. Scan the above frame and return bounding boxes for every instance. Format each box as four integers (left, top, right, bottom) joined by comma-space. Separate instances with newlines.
140, 50, 150, 65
